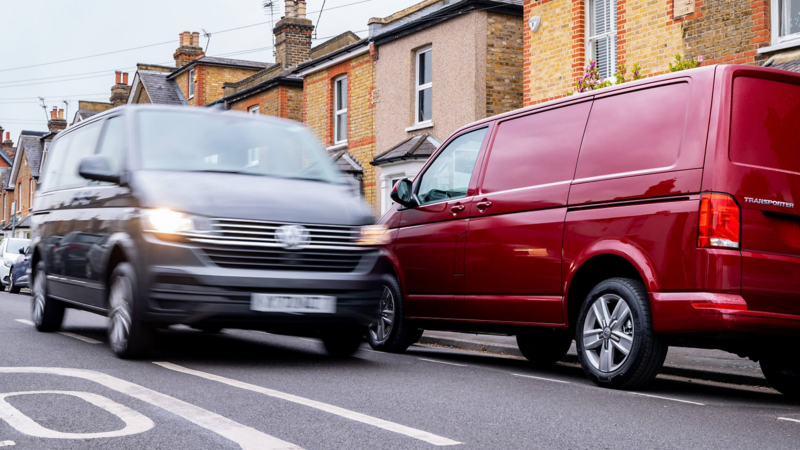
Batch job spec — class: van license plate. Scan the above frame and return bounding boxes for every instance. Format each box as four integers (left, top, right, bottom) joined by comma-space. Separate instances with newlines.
250, 294, 336, 314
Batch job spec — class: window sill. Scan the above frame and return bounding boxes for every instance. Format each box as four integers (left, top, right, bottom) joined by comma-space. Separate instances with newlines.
326, 142, 348, 152
405, 121, 434, 132
758, 39, 800, 54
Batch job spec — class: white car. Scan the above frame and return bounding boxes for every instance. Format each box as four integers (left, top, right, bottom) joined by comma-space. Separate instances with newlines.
0, 238, 30, 289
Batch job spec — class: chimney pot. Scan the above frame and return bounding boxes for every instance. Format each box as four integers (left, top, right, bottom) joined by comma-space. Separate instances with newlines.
50, 108, 57, 119
191, 32, 200, 47
58, 109, 64, 120
286, 0, 297, 18
115, 70, 121, 84
4, 132, 8, 140
297, 0, 306, 18
122, 72, 129, 84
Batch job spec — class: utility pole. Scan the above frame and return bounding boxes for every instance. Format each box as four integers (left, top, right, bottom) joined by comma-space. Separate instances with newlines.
63, 100, 69, 125
202, 29, 212, 53
264, 1, 276, 58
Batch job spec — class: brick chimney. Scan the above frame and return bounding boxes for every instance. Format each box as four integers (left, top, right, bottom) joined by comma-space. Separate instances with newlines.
47, 107, 67, 133
1, 132, 13, 162
274, 0, 314, 69
173, 31, 205, 68
110, 71, 132, 107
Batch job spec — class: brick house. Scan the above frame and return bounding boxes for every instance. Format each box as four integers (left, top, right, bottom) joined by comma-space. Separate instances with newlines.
523, 0, 800, 106
294, 37, 378, 209
4, 129, 51, 238
368, 0, 524, 214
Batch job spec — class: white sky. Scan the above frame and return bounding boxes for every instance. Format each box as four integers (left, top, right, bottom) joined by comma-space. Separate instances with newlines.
0, 0, 420, 142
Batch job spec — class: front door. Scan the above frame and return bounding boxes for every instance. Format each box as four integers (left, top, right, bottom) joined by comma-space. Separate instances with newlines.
395, 127, 489, 319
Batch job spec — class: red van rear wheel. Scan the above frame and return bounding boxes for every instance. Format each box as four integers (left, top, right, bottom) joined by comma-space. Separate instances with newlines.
367, 275, 423, 353
760, 354, 800, 400
575, 277, 667, 389
516, 331, 572, 365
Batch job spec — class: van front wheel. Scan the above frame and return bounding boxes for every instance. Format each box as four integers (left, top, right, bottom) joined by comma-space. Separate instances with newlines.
367, 275, 422, 353
575, 277, 667, 389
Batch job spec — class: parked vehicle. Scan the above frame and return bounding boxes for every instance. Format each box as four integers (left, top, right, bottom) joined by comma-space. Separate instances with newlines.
8, 246, 32, 294
376, 65, 800, 399
0, 238, 30, 291
31, 105, 387, 358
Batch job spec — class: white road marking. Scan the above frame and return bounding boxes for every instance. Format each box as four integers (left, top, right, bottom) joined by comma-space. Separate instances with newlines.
0, 441, 14, 447
0, 368, 300, 450
626, 391, 705, 406
57, 332, 101, 345
511, 373, 571, 384
14, 320, 33, 326
418, 358, 468, 367
0, 391, 153, 439
778, 417, 800, 424
154, 361, 462, 446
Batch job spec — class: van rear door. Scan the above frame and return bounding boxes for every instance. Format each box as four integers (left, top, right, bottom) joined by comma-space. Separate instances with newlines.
725, 70, 800, 315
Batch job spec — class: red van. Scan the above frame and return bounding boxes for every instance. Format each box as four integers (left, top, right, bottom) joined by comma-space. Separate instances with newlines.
370, 65, 800, 398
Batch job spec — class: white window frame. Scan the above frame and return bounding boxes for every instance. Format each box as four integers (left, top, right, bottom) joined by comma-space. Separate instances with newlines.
16, 185, 21, 213
415, 46, 433, 126
2, 195, 5, 222
771, 0, 800, 46
188, 68, 195, 99
28, 179, 33, 210
333, 75, 348, 145
586, 0, 617, 80
248, 105, 259, 115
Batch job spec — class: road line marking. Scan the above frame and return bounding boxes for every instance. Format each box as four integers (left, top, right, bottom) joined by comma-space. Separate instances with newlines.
57, 332, 101, 344
627, 392, 705, 406
14, 320, 33, 326
779, 417, 800, 424
154, 362, 462, 446
511, 373, 571, 384
0, 367, 300, 450
0, 391, 153, 439
0, 441, 15, 447
418, 358, 468, 367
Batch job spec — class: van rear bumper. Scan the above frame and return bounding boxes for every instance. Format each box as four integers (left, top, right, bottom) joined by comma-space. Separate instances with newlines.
651, 292, 800, 337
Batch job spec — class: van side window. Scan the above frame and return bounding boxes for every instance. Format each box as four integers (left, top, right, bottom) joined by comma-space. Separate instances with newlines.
417, 128, 487, 205
481, 102, 592, 193
96, 117, 125, 175
42, 122, 102, 191
575, 82, 690, 180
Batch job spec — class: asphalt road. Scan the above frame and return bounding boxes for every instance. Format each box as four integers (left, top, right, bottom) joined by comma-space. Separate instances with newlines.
0, 291, 799, 449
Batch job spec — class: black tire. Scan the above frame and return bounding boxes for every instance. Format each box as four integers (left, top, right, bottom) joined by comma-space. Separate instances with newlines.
322, 327, 363, 358
108, 263, 156, 359
31, 262, 64, 332
193, 325, 223, 334
517, 330, 573, 365
367, 274, 423, 353
8, 268, 20, 294
760, 354, 800, 401
575, 277, 667, 389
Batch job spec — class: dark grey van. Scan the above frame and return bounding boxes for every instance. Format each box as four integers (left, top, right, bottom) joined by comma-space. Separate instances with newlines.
30, 105, 387, 358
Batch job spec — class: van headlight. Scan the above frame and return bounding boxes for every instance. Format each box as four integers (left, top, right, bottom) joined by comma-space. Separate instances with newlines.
141, 209, 212, 234
357, 225, 391, 246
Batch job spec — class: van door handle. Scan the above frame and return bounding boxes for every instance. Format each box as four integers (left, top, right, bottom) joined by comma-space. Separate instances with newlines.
450, 204, 466, 214
476, 200, 493, 212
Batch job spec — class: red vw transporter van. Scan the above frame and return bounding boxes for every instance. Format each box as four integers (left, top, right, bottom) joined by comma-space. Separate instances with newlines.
372, 65, 800, 398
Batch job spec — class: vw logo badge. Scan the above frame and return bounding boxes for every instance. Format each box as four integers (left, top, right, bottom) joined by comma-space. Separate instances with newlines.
275, 225, 311, 250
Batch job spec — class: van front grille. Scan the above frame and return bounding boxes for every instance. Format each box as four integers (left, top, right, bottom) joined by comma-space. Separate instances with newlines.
185, 219, 365, 272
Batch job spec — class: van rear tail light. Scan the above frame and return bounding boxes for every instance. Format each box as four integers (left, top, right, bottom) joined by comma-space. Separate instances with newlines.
698, 193, 741, 249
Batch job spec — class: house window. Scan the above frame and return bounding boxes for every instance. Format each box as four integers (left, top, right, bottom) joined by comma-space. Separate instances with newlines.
29, 179, 33, 209
2, 195, 5, 221
587, 0, 617, 80
415, 47, 432, 124
188, 68, 195, 98
334, 75, 348, 144
248, 105, 260, 115
16, 185, 21, 212
772, 0, 800, 45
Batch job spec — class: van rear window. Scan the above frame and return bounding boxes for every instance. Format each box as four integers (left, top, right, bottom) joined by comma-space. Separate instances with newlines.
574, 82, 690, 180
730, 77, 800, 174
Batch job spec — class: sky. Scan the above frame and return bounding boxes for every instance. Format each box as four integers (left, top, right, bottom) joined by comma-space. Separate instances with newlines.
0, 0, 421, 143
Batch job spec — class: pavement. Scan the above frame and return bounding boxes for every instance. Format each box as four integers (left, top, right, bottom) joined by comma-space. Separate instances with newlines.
1, 291, 800, 449
419, 331, 769, 387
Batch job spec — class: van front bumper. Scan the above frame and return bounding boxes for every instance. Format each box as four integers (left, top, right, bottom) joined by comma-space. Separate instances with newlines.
651, 292, 800, 337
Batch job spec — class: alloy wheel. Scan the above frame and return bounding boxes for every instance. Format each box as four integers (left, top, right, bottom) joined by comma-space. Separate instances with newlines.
31, 269, 46, 325
369, 286, 395, 343
582, 294, 634, 373
108, 276, 133, 353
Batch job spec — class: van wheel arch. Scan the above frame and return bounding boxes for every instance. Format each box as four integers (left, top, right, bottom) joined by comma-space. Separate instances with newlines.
566, 255, 647, 330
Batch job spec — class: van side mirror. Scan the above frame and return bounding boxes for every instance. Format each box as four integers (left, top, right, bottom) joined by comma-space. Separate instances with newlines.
390, 178, 417, 208
78, 155, 120, 184
18, 247, 24, 255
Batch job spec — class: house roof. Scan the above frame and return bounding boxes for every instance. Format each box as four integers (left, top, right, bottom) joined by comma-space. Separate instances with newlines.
138, 70, 187, 105
370, 0, 523, 45
310, 31, 362, 60
0, 150, 12, 167
331, 150, 363, 174
73, 109, 100, 124
771, 59, 800, 73
295, 39, 370, 76
19, 135, 44, 178
371, 133, 441, 166
0, 167, 12, 190
169, 56, 272, 79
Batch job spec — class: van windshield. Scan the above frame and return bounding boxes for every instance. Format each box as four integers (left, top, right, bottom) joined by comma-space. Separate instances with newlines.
136, 110, 343, 184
